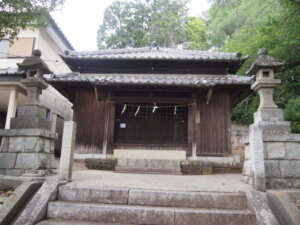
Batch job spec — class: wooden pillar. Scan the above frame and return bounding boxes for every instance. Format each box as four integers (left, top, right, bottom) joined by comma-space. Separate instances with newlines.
107, 102, 116, 155
102, 101, 110, 155
102, 98, 115, 156
188, 93, 197, 157
5, 88, 18, 129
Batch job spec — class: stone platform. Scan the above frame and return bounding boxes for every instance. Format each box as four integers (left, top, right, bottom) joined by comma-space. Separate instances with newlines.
114, 149, 186, 160
115, 158, 182, 174
0, 129, 57, 176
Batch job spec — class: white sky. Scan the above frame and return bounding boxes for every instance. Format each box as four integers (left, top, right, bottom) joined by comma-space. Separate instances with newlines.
51, 0, 210, 51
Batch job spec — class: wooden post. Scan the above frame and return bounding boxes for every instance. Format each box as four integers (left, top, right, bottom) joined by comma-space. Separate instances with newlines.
188, 93, 197, 157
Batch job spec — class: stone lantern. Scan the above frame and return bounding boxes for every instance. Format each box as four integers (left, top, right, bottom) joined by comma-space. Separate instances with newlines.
242, 49, 300, 191
17, 49, 50, 105
10, 50, 52, 130
246, 48, 290, 133
0, 50, 57, 177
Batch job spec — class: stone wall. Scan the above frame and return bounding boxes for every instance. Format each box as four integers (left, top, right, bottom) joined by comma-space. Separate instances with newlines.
264, 134, 300, 188
243, 134, 300, 189
0, 129, 57, 176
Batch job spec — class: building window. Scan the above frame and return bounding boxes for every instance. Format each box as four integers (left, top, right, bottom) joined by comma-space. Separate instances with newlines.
0, 40, 9, 58
0, 37, 35, 58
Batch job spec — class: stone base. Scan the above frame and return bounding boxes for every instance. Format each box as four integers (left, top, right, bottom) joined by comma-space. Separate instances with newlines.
181, 160, 242, 175
11, 117, 51, 130
115, 158, 182, 174
243, 133, 300, 189
0, 128, 57, 176
114, 149, 186, 160
85, 158, 117, 170
10, 104, 51, 130
250, 120, 291, 135
254, 109, 285, 122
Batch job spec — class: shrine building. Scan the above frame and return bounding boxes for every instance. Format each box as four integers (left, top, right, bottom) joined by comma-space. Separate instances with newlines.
46, 47, 254, 161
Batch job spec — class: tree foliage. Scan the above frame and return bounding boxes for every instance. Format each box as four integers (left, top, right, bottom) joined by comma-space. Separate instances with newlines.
0, 0, 64, 41
205, 0, 300, 132
285, 96, 300, 133
185, 17, 209, 50
97, 0, 209, 49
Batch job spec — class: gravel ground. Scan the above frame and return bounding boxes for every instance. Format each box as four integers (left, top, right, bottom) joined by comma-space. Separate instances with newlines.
48, 160, 252, 192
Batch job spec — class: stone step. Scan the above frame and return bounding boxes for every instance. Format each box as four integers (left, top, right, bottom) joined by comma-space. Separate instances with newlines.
47, 201, 255, 225
36, 219, 135, 225
58, 185, 247, 210
115, 158, 182, 174
114, 149, 186, 160
128, 189, 247, 210
48, 201, 174, 225
58, 186, 129, 204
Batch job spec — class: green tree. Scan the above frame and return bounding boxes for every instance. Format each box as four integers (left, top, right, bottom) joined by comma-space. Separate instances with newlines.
185, 17, 209, 50
97, 0, 190, 49
206, 0, 300, 130
0, 0, 64, 41
285, 97, 300, 133
97, 1, 149, 49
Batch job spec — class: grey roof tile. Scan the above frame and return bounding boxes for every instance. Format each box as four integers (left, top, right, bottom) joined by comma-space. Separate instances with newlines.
46, 73, 254, 87
62, 48, 247, 62
0, 67, 25, 75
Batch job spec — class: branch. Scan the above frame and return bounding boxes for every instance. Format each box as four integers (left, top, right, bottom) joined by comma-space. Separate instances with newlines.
284, 60, 300, 69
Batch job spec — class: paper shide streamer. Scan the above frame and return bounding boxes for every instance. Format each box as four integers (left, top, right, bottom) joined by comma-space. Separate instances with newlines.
134, 105, 140, 117
121, 104, 127, 115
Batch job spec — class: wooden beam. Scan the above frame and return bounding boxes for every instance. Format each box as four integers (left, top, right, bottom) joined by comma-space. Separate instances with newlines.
94, 86, 99, 101
206, 88, 214, 104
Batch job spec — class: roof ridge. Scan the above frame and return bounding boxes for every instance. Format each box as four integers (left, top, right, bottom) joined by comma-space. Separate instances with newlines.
66, 47, 242, 58
68, 47, 150, 56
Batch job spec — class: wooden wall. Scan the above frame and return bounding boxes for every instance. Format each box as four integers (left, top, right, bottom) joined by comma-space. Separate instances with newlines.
74, 87, 114, 154
195, 89, 231, 156
73, 86, 231, 156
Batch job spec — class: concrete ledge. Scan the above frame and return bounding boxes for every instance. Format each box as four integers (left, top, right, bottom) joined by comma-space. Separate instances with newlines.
85, 158, 116, 171
74, 154, 108, 160
267, 190, 300, 225
0, 181, 43, 225
263, 134, 300, 142
0, 175, 29, 190
37, 219, 123, 225
48, 201, 174, 225
129, 189, 247, 210
174, 208, 255, 225
181, 160, 243, 175
0, 129, 57, 139
58, 185, 129, 204
116, 158, 182, 174
245, 191, 280, 225
13, 181, 66, 225
114, 149, 186, 160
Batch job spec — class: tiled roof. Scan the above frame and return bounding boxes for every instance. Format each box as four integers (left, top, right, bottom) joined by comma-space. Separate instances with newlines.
246, 48, 284, 75
0, 68, 25, 75
46, 73, 254, 87
62, 48, 247, 62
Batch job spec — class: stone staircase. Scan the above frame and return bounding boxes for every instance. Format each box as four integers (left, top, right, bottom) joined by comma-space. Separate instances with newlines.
115, 158, 182, 174
36, 185, 256, 225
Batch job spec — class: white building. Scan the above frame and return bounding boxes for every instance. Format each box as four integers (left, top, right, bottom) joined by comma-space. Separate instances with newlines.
0, 17, 74, 155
